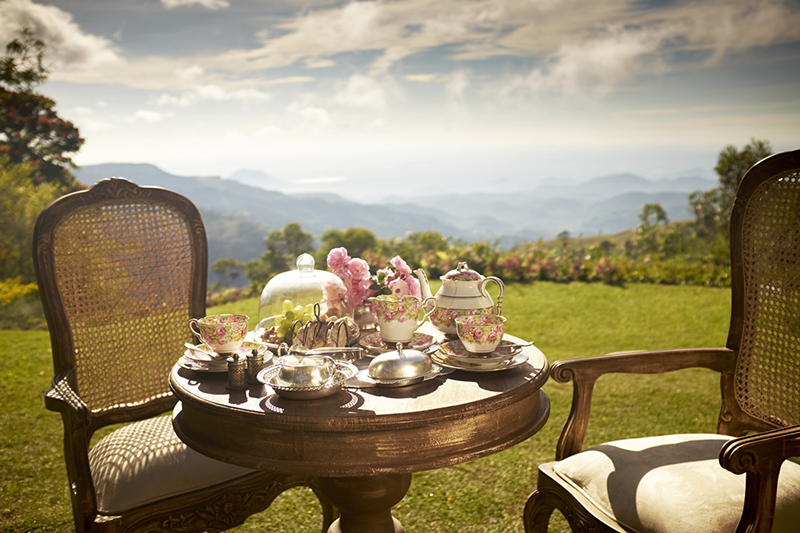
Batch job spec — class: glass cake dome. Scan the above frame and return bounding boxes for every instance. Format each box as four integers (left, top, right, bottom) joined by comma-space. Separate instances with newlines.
256, 254, 349, 342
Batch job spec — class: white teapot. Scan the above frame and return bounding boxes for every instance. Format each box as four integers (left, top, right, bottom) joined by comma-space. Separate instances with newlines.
414, 262, 504, 337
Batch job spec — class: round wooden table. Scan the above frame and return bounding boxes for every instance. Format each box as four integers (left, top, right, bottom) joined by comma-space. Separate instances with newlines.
170, 335, 549, 533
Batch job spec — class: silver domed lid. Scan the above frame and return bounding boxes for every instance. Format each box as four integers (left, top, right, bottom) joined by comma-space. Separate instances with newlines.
368, 343, 433, 381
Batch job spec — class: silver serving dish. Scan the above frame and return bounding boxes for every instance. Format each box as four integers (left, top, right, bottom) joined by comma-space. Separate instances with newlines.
356, 364, 451, 388
368, 342, 433, 381
257, 362, 358, 400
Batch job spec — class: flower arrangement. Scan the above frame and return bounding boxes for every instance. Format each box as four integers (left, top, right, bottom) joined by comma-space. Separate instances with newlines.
324, 248, 421, 313
372, 255, 421, 298
324, 247, 373, 313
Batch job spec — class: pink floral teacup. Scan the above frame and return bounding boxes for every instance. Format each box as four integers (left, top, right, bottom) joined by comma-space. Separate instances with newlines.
368, 295, 436, 343
455, 314, 506, 354
189, 314, 249, 355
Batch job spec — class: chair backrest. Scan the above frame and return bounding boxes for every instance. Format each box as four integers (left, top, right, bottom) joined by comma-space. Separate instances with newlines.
34, 178, 207, 428
728, 149, 800, 430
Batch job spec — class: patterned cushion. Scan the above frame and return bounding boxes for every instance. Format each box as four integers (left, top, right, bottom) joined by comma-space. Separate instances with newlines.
553, 433, 800, 533
89, 415, 255, 514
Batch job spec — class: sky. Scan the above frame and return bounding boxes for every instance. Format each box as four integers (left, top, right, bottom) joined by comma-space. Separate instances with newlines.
2, 0, 800, 201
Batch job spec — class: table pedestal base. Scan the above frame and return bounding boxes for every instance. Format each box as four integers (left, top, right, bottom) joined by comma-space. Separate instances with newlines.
319, 474, 412, 533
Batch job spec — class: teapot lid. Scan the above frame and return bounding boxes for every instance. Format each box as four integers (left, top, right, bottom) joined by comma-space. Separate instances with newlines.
441, 261, 483, 282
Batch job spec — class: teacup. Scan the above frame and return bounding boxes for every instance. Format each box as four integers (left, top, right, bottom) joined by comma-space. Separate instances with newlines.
189, 314, 249, 355
276, 355, 336, 387
455, 314, 506, 354
369, 294, 437, 343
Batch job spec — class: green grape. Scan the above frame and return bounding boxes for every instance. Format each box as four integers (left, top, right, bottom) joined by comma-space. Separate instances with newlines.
284, 310, 295, 321
274, 315, 283, 327
301, 313, 311, 324
304, 303, 314, 314
276, 323, 290, 338
281, 299, 293, 313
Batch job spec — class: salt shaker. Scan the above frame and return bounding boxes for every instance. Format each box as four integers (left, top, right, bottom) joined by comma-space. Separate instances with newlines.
227, 355, 248, 390
246, 349, 268, 385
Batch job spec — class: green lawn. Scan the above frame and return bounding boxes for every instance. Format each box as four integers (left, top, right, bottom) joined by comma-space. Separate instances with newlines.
0, 281, 731, 532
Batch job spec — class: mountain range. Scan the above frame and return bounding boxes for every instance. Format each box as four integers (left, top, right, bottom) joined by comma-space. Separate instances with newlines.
73, 163, 717, 272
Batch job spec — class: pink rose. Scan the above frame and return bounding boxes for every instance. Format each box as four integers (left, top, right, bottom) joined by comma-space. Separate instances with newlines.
347, 258, 371, 281
327, 247, 351, 272
389, 278, 409, 296
405, 274, 421, 298
390, 255, 412, 276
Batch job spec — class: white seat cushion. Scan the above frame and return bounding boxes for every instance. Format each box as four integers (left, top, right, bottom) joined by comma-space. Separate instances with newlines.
552, 433, 800, 533
89, 415, 255, 514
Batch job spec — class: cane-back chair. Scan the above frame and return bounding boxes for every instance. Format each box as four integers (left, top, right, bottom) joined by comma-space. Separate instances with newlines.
34, 178, 335, 532
525, 149, 800, 533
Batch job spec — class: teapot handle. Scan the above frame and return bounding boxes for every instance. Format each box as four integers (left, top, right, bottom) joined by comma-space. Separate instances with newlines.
480, 276, 505, 316
417, 296, 437, 328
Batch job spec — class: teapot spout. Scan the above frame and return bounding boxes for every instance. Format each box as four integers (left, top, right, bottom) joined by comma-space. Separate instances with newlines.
414, 268, 433, 299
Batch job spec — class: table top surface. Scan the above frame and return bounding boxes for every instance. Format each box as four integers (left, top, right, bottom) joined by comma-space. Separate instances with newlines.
170, 331, 550, 476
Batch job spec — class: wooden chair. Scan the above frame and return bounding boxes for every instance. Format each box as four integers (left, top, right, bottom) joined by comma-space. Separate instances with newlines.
34, 178, 336, 532
524, 150, 800, 533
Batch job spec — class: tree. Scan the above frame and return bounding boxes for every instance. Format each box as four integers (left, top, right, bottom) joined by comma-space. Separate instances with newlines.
716, 139, 773, 219
1, 29, 83, 189
689, 138, 772, 237
317, 227, 378, 264
211, 257, 245, 287
245, 223, 316, 290
636, 203, 669, 256
0, 157, 63, 281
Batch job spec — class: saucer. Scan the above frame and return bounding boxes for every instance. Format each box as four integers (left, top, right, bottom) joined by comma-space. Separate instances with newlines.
438, 339, 523, 364
184, 341, 270, 363
177, 356, 228, 373
358, 331, 435, 355
430, 351, 529, 372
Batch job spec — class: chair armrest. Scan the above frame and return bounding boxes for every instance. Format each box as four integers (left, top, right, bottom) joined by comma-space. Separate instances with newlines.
45, 370, 89, 426
552, 347, 736, 460
720, 424, 800, 533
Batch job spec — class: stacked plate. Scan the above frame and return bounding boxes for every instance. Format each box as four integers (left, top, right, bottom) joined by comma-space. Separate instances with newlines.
178, 341, 272, 373
430, 339, 529, 372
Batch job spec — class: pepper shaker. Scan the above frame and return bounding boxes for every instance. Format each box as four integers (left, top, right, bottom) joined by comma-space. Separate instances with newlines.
227, 355, 248, 390
246, 349, 268, 385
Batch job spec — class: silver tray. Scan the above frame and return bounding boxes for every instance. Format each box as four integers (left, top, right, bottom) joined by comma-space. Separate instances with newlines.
256, 362, 358, 400
350, 364, 452, 388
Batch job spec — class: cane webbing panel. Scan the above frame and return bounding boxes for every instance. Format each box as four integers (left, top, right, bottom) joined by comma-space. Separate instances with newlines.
52, 198, 196, 414
736, 170, 800, 427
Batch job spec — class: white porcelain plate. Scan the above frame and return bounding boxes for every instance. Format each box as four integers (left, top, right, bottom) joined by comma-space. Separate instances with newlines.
438, 339, 523, 364
430, 351, 529, 372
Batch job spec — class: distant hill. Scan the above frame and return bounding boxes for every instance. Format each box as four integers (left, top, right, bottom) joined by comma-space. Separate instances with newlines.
74, 163, 718, 267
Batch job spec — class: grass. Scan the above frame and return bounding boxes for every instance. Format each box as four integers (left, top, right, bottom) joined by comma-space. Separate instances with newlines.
0, 281, 731, 532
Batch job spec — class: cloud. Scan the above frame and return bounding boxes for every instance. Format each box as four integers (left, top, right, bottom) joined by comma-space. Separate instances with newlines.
156, 84, 271, 107
496, 25, 669, 100
0, 0, 119, 69
298, 106, 332, 127
446, 70, 470, 106
161, 0, 229, 10
134, 110, 174, 122
334, 74, 401, 111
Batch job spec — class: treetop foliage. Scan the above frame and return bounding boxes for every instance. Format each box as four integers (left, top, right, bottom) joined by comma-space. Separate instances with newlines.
1, 29, 83, 189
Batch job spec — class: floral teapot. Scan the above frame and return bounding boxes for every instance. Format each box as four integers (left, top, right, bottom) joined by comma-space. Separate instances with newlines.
414, 262, 504, 337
